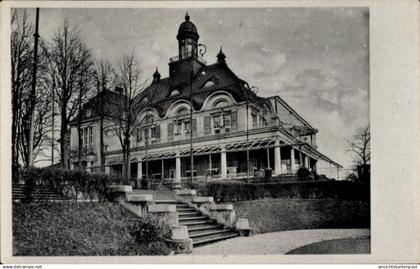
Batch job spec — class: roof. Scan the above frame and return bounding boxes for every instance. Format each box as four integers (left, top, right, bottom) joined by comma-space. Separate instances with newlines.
177, 13, 199, 41
70, 89, 125, 124
134, 61, 265, 117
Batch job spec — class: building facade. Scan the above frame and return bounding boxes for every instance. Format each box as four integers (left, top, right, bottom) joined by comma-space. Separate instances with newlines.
68, 14, 341, 185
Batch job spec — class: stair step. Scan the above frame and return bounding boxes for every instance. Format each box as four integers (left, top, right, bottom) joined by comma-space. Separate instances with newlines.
189, 228, 234, 238
187, 223, 223, 231
177, 208, 196, 212
154, 200, 179, 204
179, 219, 216, 226
192, 232, 239, 246
179, 216, 208, 221
178, 212, 200, 217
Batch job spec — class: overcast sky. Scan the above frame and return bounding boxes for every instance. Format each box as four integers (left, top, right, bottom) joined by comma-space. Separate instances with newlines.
23, 7, 369, 170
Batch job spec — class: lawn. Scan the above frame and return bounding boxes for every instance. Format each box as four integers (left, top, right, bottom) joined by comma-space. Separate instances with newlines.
12, 202, 174, 256
286, 237, 371, 254
232, 198, 370, 233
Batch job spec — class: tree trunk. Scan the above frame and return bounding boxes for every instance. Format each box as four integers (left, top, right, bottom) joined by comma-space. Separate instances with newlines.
60, 109, 68, 169
99, 116, 105, 172
77, 123, 82, 170
126, 138, 131, 183
121, 145, 127, 184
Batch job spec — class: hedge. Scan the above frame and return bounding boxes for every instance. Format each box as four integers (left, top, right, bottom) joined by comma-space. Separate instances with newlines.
191, 180, 370, 202
15, 167, 117, 202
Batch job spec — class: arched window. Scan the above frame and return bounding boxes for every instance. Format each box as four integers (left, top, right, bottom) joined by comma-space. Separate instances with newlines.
170, 89, 180, 96
145, 114, 154, 125
214, 99, 229, 108
176, 107, 189, 115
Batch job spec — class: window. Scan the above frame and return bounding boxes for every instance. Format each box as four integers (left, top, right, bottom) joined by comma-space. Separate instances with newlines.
213, 115, 221, 129
177, 107, 188, 115
214, 100, 228, 108
252, 113, 258, 127
184, 120, 191, 134
136, 128, 142, 142
212, 111, 236, 134
174, 119, 191, 136
203, 80, 215, 88
83, 128, 88, 149
223, 113, 231, 128
81, 126, 93, 150
262, 117, 268, 127
175, 120, 182, 135
170, 89, 180, 96
88, 126, 93, 146
145, 115, 154, 125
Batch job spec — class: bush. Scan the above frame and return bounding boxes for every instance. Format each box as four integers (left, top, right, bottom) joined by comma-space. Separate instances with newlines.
15, 167, 117, 202
296, 167, 311, 181
128, 215, 171, 244
191, 181, 369, 202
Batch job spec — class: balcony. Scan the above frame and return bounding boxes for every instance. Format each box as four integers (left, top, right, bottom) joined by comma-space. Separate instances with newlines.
169, 52, 206, 64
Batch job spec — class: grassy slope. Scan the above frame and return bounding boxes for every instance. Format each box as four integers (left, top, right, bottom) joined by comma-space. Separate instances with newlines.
286, 237, 371, 254
12, 203, 170, 256
233, 198, 370, 233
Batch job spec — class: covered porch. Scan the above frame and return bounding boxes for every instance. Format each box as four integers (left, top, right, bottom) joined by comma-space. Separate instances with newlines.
103, 136, 339, 186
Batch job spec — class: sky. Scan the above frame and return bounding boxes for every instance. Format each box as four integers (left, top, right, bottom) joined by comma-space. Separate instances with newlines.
22, 7, 369, 170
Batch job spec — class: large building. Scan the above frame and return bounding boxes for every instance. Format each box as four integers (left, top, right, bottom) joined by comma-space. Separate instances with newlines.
68, 13, 341, 185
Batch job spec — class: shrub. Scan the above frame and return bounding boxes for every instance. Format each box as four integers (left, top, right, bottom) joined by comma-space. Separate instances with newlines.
191, 181, 369, 202
15, 167, 117, 202
128, 215, 171, 244
296, 167, 311, 181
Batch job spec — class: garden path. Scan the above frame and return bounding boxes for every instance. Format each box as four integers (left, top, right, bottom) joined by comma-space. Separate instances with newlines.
192, 228, 370, 255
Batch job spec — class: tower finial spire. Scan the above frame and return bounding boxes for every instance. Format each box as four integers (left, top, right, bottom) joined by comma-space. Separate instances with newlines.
153, 67, 161, 82
217, 46, 226, 64
185, 12, 190, 21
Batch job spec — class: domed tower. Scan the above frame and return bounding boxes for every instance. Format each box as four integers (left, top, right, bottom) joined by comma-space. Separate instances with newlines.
169, 13, 206, 89
177, 12, 199, 60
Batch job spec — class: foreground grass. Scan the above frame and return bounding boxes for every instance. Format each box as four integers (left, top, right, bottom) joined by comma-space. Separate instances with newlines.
233, 198, 370, 233
13, 203, 172, 256
286, 237, 371, 254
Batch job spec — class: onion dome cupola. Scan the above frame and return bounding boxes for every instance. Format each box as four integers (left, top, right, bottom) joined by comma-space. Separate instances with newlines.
177, 12, 200, 60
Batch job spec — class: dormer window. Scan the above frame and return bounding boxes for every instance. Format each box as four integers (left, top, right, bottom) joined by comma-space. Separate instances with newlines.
203, 80, 215, 88
85, 109, 91, 118
170, 89, 180, 96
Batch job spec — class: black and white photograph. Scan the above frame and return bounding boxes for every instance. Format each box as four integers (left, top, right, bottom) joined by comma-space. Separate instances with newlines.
0, 0, 419, 265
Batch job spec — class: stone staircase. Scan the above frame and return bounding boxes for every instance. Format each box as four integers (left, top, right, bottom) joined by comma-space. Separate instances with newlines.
155, 200, 239, 246
12, 184, 69, 202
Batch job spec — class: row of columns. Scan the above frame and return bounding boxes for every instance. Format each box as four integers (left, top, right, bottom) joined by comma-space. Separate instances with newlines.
274, 142, 313, 175
128, 140, 315, 181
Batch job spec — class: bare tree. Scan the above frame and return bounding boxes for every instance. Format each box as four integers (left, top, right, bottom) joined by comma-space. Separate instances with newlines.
93, 60, 114, 172
46, 19, 93, 169
11, 10, 52, 170
11, 10, 33, 170
109, 54, 150, 182
75, 44, 95, 170
347, 124, 370, 167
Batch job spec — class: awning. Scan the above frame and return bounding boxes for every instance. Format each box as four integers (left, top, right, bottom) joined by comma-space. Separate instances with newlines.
106, 135, 342, 168
141, 136, 282, 161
